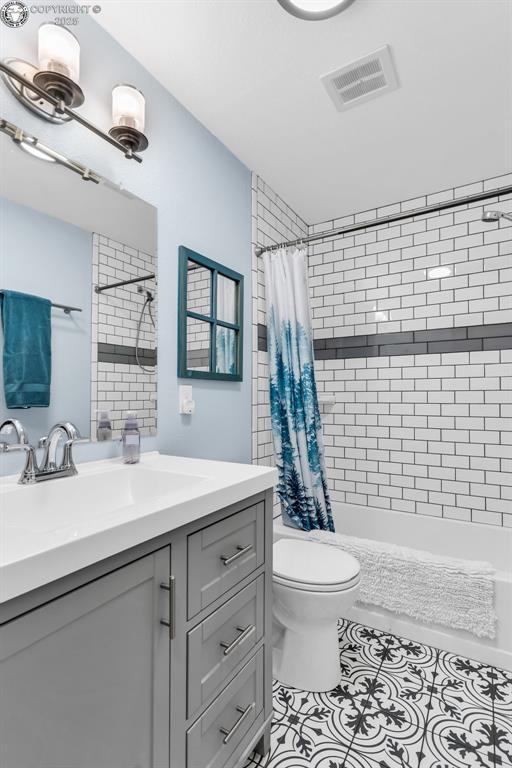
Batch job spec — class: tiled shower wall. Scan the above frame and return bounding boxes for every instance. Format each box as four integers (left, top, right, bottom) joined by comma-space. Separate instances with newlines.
309, 174, 512, 527
186, 265, 211, 371
253, 172, 512, 527
91, 234, 157, 438
251, 174, 308, 482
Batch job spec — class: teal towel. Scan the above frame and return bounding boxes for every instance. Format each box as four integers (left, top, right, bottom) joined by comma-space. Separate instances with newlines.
0, 290, 52, 408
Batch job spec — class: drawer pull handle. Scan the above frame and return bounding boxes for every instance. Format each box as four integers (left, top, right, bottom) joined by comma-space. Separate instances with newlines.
160, 576, 176, 639
220, 624, 255, 656
220, 544, 253, 567
219, 702, 256, 745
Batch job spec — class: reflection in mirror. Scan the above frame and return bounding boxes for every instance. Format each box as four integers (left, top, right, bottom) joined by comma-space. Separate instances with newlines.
217, 274, 237, 324
0, 123, 158, 441
216, 328, 237, 375
186, 317, 211, 371
178, 246, 243, 381
186, 261, 211, 317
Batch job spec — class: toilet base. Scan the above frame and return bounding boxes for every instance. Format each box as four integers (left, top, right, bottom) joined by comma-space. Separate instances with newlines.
273, 620, 341, 692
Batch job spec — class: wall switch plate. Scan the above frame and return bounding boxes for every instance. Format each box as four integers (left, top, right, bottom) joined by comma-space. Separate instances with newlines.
179, 385, 195, 415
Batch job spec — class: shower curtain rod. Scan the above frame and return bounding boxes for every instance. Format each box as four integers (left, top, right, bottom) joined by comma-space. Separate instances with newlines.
254, 185, 512, 257
95, 273, 156, 294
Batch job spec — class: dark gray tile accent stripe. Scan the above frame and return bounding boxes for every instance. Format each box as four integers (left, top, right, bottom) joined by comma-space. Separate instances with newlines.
426, 338, 482, 354
98, 342, 157, 367
483, 335, 512, 350
187, 348, 210, 368
257, 323, 268, 352
257, 322, 512, 357
468, 323, 512, 338
414, 327, 467, 342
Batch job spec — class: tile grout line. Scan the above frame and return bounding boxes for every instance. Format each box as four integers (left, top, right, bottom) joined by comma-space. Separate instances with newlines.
417, 648, 441, 765
342, 628, 394, 766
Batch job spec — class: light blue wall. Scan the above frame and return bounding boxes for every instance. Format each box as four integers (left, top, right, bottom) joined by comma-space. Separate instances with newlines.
0, 198, 92, 438
0, 4, 252, 475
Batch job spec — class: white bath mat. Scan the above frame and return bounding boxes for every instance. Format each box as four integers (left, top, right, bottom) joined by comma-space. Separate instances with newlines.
307, 530, 497, 639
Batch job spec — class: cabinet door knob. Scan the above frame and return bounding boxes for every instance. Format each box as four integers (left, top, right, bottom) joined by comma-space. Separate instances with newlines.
159, 576, 175, 639
219, 624, 255, 656
219, 702, 256, 744
220, 544, 253, 567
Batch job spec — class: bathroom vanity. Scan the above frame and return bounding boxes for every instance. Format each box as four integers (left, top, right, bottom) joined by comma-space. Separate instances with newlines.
0, 452, 277, 768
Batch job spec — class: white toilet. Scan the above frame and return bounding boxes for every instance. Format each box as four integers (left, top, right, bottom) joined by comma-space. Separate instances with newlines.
272, 538, 360, 692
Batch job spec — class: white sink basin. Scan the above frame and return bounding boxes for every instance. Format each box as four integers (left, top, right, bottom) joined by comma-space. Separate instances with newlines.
0, 451, 277, 603
2, 466, 206, 534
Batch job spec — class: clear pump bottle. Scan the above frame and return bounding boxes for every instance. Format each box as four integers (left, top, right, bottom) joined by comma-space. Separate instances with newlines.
96, 410, 112, 442
122, 411, 140, 464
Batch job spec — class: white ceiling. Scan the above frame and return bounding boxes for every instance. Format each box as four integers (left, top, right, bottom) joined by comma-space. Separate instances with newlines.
96, 0, 512, 223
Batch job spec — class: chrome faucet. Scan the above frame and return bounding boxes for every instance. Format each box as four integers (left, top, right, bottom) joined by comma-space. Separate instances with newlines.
38, 422, 82, 477
0, 419, 38, 484
0, 419, 82, 484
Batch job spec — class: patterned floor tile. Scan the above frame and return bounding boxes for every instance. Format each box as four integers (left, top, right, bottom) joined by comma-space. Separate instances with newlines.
342, 630, 438, 733
346, 729, 427, 768
433, 649, 512, 721
339, 621, 389, 672
242, 621, 512, 768
378, 632, 438, 680
422, 713, 512, 767
356, 667, 431, 733
247, 678, 355, 767
495, 712, 512, 766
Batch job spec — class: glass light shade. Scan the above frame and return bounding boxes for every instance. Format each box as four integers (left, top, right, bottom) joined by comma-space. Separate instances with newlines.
289, 0, 346, 10
112, 85, 145, 133
18, 139, 56, 163
277, 0, 356, 19
38, 23, 80, 82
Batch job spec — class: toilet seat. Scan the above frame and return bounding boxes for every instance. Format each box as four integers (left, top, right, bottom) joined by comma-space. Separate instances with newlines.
273, 538, 360, 592
273, 571, 360, 592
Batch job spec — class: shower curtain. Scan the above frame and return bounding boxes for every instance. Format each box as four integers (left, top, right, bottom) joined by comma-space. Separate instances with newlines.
216, 276, 236, 374
263, 247, 334, 532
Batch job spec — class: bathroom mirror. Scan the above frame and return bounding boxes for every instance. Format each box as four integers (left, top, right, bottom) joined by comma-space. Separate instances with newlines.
178, 246, 243, 381
0, 122, 158, 441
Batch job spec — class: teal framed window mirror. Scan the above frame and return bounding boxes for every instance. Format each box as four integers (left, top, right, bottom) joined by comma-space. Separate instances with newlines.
178, 246, 244, 381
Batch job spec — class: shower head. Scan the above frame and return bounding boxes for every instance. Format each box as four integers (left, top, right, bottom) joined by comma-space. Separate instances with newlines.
481, 210, 512, 223
137, 285, 155, 302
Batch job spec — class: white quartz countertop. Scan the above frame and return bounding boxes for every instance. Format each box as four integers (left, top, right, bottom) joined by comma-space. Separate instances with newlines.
0, 451, 277, 603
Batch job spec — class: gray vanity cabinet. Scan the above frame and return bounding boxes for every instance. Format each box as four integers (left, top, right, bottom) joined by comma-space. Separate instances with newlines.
0, 548, 170, 768
0, 489, 273, 768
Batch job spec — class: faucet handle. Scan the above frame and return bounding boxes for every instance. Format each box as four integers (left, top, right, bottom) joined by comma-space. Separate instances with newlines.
38, 436, 48, 449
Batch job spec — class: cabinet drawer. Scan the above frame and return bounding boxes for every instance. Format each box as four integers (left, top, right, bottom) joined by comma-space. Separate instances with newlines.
187, 502, 264, 618
187, 575, 264, 719
187, 648, 264, 768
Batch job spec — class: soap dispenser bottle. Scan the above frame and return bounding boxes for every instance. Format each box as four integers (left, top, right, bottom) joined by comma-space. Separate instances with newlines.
122, 411, 140, 464
96, 410, 112, 442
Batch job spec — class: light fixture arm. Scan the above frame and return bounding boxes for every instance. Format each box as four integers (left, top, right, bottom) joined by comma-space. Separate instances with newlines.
1, 118, 102, 183
0, 60, 143, 163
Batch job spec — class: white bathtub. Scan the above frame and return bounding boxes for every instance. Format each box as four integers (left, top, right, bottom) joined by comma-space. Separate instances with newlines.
274, 502, 512, 670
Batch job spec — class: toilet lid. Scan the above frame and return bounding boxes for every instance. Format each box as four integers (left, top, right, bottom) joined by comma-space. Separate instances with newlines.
273, 538, 360, 588
273, 572, 360, 593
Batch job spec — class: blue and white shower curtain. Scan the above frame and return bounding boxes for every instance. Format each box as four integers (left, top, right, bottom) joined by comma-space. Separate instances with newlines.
263, 247, 334, 532
216, 276, 236, 374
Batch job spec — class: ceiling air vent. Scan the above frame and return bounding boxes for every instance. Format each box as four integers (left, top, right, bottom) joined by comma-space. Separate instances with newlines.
321, 45, 399, 111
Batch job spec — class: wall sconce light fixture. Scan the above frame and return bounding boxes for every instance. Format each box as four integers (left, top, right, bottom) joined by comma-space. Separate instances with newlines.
109, 84, 148, 152
0, 24, 148, 162
34, 23, 84, 108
